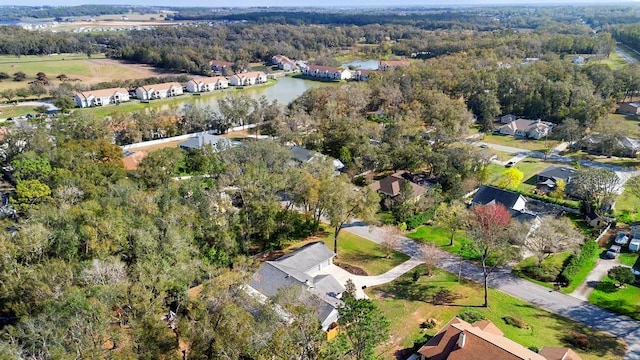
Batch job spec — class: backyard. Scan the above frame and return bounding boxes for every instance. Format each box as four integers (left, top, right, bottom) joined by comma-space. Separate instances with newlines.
369, 265, 626, 360
485, 159, 563, 193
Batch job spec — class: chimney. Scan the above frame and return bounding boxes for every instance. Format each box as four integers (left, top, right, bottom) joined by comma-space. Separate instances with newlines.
457, 332, 466, 348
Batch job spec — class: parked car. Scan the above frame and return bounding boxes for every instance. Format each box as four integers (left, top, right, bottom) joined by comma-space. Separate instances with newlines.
606, 245, 622, 259
614, 232, 630, 246
480, 144, 489, 148
505, 161, 515, 168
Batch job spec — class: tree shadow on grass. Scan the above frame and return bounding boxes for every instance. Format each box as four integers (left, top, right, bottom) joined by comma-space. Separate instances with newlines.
394, 334, 433, 360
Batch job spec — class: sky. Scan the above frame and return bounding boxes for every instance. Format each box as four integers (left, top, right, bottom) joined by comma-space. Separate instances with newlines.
7, 0, 640, 7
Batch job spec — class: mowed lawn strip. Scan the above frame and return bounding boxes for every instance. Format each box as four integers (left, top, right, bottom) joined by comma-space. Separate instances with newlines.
368, 266, 626, 360
407, 225, 476, 259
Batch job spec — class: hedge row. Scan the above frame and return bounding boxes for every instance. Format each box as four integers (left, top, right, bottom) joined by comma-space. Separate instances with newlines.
560, 241, 598, 285
406, 209, 435, 230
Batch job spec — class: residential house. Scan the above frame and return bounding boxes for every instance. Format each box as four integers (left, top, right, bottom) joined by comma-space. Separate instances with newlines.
302, 65, 352, 80
135, 82, 183, 100
122, 150, 148, 171
577, 133, 640, 158
228, 71, 267, 86
353, 69, 376, 81
500, 114, 517, 124
247, 242, 345, 331
498, 119, 553, 139
210, 60, 233, 73
185, 77, 229, 93
378, 59, 411, 71
536, 165, 577, 194
585, 212, 613, 228
417, 317, 582, 360
369, 171, 427, 208
573, 56, 585, 65
539, 347, 583, 360
470, 185, 527, 213
617, 102, 640, 116
74, 87, 130, 108
179, 133, 233, 152
272, 54, 297, 71
289, 145, 345, 171
417, 316, 576, 360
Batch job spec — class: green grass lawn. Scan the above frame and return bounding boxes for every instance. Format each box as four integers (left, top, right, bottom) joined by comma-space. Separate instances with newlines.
369, 266, 626, 360
0, 105, 42, 119
320, 229, 409, 275
589, 275, 640, 321
619, 252, 638, 267
483, 134, 560, 152
485, 158, 560, 193
615, 179, 640, 224
407, 225, 476, 259
609, 113, 640, 139
597, 52, 628, 70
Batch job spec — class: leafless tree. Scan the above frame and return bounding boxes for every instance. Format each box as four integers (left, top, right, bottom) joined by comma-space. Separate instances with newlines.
420, 242, 441, 276
381, 225, 402, 259
524, 216, 583, 267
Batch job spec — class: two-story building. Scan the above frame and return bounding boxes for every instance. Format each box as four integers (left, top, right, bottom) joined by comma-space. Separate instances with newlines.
185, 77, 229, 93
135, 82, 183, 101
74, 87, 130, 108
228, 71, 267, 86
302, 65, 352, 80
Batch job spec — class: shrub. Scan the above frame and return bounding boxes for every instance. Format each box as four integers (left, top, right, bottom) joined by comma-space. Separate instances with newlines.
559, 241, 598, 285
564, 331, 596, 351
502, 316, 529, 329
608, 266, 635, 285
528, 346, 540, 353
406, 209, 435, 230
412, 269, 420, 282
420, 320, 435, 329
458, 309, 485, 323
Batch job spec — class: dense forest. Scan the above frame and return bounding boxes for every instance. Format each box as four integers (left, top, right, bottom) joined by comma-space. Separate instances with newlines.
0, 5, 150, 21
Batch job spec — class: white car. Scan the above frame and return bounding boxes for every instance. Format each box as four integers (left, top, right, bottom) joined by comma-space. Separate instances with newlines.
614, 232, 629, 246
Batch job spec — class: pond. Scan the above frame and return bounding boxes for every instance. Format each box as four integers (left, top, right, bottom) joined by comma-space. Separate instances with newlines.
152, 76, 333, 114
341, 59, 380, 70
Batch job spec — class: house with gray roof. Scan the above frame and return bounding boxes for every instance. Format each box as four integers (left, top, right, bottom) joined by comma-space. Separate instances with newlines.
289, 145, 345, 171
470, 185, 527, 213
536, 165, 577, 194
248, 242, 344, 330
179, 133, 233, 152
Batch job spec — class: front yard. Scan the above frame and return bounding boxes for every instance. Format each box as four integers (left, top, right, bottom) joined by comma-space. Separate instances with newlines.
369, 266, 626, 360
589, 275, 640, 321
407, 226, 476, 259
483, 133, 561, 152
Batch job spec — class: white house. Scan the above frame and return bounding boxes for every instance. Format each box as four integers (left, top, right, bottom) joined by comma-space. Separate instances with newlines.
74, 87, 130, 108
302, 65, 352, 80
353, 69, 376, 81
500, 114, 517, 124
135, 82, 183, 100
228, 71, 267, 86
498, 119, 553, 139
272, 54, 297, 71
185, 77, 229, 93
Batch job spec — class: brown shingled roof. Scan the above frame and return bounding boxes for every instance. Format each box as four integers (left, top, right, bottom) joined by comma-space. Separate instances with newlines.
539, 347, 583, 360
418, 317, 547, 360
76, 87, 128, 99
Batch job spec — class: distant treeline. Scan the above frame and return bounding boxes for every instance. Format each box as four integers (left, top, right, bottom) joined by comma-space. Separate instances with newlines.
0, 5, 137, 21
611, 24, 640, 52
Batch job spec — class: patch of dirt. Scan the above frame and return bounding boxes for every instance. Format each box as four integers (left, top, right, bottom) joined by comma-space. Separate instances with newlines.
335, 262, 368, 276
78, 59, 183, 85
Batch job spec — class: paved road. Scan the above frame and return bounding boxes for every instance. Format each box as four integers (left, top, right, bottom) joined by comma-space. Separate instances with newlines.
617, 45, 640, 65
475, 141, 640, 193
571, 256, 621, 301
344, 222, 640, 360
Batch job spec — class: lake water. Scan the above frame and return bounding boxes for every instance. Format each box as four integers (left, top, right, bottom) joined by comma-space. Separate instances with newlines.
152, 76, 331, 114
342, 59, 379, 70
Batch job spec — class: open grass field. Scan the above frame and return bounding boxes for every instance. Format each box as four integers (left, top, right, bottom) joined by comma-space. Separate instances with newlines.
483, 133, 560, 152
0, 53, 180, 94
0, 105, 41, 119
615, 178, 640, 223
589, 275, 640, 321
608, 113, 640, 138
370, 266, 626, 360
